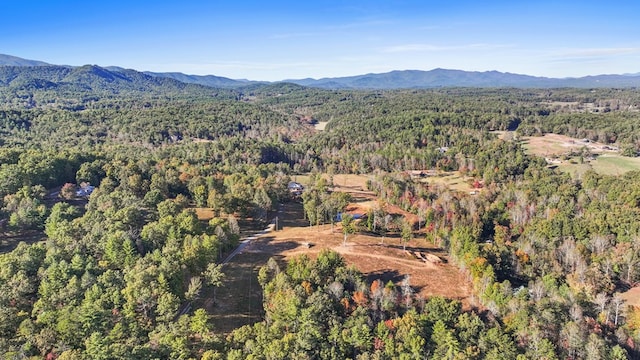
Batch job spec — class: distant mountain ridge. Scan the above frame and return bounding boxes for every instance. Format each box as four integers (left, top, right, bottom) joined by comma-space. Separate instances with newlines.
286, 69, 640, 89
2, 53, 640, 89
0, 54, 50, 67
0, 63, 234, 99
142, 71, 250, 88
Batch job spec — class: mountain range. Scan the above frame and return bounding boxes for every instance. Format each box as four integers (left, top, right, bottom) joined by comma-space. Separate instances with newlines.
0, 58, 238, 100
0, 54, 50, 67
1, 53, 640, 89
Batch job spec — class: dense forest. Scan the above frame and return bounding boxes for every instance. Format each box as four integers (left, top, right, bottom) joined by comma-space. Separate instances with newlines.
1, 65, 640, 359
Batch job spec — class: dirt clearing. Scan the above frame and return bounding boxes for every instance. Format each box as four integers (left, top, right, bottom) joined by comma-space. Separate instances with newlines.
208, 172, 476, 333
314, 121, 329, 131
259, 202, 472, 303
209, 199, 474, 333
522, 133, 618, 157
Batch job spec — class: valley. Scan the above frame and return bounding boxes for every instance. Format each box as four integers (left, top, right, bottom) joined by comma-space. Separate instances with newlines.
0, 62, 639, 359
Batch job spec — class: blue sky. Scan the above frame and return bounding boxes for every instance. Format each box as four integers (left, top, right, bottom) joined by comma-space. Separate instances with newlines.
3, 0, 640, 81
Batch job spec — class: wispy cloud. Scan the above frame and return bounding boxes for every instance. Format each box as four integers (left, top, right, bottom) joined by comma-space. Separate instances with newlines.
381, 43, 511, 53
148, 60, 329, 73
557, 47, 640, 57
546, 47, 640, 65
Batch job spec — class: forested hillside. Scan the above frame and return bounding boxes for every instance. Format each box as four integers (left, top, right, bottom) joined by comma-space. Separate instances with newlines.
1, 65, 640, 359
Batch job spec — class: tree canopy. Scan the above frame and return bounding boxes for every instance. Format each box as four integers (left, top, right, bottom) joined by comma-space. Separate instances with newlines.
1, 68, 640, 358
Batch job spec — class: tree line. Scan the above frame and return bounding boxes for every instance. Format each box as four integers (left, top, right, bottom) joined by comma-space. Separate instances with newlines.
1, 73, 640, 358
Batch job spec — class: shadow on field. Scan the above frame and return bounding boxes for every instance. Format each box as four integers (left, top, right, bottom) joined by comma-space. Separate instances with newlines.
366, 269, 405, 284
247, 237, 302, 253
275, 201, 308, 229
0, 230, 46, 254
365, 269, 426, 293
207, 238, 301, 334
385, 244, 449, 260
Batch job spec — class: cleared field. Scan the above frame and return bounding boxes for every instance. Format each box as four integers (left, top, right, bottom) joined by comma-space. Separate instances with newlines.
254, 201, 472, 302
194, 207, 216, 221
621, 287, 640, 308
520, 133, 640, 176
419, 172, 475, 193
520, 133, 611, 157
208, 197, 474, 333
556, 154, 640, 176
590, 154, 640, 175
296, 172, 474, 194
555, 161, 592, 177
292, 173, 372, 192
333, 173, 371, 190
206, 170, 480, 332
314, 121, 329, 131
205, 249, 269, 334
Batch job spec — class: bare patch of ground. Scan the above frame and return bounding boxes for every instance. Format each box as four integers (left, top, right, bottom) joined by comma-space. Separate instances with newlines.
207, 173, 477, 333
418, 172, 475, 194
256, 203, 472, 303
208, 198, 475, 333
520, 133, 640, 176
194, 207, 216, 221
314, 121, 329, 131
620, 286, 640, 308
522, 133, 618, 158
293, 173, 371, 191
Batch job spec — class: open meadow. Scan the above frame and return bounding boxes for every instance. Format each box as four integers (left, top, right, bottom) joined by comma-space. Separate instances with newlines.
521, 133, 640, 175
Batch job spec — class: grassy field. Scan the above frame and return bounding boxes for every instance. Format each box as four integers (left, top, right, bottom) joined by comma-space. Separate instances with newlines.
556, 154, 640, 176
590, 154, 640, 175
292, 173, 371, 190
294, 172, 474, 194
204, 250, 269, 334
554, 161, 592, 177
520, 133, 640, 176
419, 172, 474, 193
